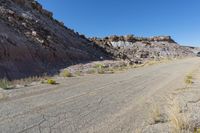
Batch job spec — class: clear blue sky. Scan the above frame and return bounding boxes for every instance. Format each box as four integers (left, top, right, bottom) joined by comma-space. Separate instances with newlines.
37, 0, 200, 46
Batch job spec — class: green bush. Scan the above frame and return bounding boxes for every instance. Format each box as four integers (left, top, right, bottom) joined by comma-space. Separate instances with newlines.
0, 79, 11, 90
47, 79, 56, 85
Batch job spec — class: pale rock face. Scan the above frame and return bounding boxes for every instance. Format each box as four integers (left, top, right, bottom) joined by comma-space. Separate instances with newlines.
90, 36, 195, 64
111, 41, 133, 47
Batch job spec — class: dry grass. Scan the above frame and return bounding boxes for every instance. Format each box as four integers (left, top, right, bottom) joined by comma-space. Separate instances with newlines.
93, 63, 105, 69
74, 71, 82, 76
13, 76, 46, 85
86, 69, 96, 74
166, 97, 189, 133
144, 58, 171, 67
0, 79, 12, 90
60, 70, 73, 77
135, 128, 142, 133
145, 60, 159, 66
96, 66, 105, 74
150, 103, 163, 124
194, 128, 200, 133
94, 63, 115, 74
0, 74, 52, 90
107, 68, 115, 74
185, 74, 193, 85
131, 58, 172, 69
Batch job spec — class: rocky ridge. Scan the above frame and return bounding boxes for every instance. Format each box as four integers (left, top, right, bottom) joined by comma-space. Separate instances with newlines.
90, 35, 195, 64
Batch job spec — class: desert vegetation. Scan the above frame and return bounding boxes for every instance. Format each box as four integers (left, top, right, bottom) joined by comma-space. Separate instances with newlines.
150, 103, 163, 124
60, 70, 73, 77
185, 74, 193, 85
46, 79, 57, 85
0, 79, 12, 90
167, 98, 189, 133
147, 68, 200, 133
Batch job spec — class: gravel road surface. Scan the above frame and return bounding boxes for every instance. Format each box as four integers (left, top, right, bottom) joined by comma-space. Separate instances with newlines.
0, 58, 200, 133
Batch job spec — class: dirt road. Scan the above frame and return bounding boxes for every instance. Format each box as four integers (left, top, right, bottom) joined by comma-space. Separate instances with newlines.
0, 58, 200, 133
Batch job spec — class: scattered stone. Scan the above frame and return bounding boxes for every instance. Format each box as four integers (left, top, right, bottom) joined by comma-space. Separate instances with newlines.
31, 31, 37, 36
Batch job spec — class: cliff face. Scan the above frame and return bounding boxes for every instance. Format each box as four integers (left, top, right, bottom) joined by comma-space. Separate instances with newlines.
90, 35, 195, 63
0, 0, 109, 79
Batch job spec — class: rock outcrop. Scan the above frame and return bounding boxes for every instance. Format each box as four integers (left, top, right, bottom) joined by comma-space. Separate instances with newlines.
90, 35, 195, 64
104, 35, 176, 43
0, 0, 109, 79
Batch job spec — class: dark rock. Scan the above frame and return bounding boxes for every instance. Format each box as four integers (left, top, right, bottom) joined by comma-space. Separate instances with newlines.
0, 0, 110, 79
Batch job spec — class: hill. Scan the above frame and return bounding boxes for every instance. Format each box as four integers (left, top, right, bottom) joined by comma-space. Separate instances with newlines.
0, 0, 109, 79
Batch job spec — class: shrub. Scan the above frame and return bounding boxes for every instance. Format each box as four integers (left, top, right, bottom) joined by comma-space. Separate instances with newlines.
74, 71, 82, 76
97, 68, 105, 74
47, 79, 56, 85
150, 103, 162, 124
93, 64, 105, 69
0, 79, 11, 90
60, 70, 73, 77
108, 68, 115, 74
167, 98, 189, 132
185, 75, 193, 84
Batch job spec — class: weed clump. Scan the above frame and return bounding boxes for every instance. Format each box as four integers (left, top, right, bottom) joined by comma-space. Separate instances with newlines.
167, 99, 189, 132
185, 74, 193, 84
47, 79, 56, 85
97, 68, 105, 74
60, 70, 73, 77
0, 79, 12, 90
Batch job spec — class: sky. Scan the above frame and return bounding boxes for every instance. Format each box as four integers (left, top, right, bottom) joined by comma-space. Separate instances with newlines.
37, 0, 200, 46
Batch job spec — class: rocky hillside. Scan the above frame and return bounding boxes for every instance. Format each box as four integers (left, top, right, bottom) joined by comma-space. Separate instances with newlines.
183, 46, 200, 54
90, 35, 195, 64
0, 0, 109, 79
0, 0, 196, 79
